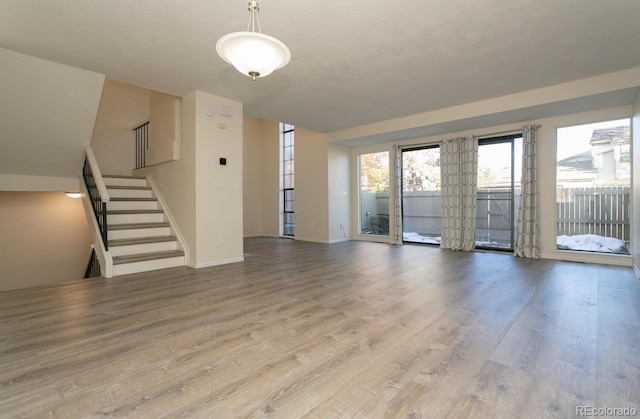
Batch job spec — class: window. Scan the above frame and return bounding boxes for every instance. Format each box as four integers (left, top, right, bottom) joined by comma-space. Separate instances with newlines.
556, 118, 630, 255
359, 152, 389, 236
280, 123, 294, 237
402, 146, 441, 244
476, 135, 522, 251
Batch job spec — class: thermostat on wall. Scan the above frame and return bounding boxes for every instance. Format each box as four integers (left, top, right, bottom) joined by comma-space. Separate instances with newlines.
218, 104, 233, 117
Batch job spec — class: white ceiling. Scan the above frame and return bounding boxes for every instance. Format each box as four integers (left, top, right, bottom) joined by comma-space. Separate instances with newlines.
1, 0, 640, 137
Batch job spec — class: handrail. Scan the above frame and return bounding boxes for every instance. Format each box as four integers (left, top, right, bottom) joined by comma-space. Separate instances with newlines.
84, 246, 101, 278
84, 146, 110, 203
83, 146, 109, 250
133, 121, 149, 169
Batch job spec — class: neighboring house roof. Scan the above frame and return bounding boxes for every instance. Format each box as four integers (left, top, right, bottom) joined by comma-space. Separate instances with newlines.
557, 150, 594, 170
590, 125, 631, 146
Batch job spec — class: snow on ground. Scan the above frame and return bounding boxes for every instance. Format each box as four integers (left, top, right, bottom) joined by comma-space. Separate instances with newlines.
403, 232, 441, 245
404, 232, 629, 254
556, 234, 629, 254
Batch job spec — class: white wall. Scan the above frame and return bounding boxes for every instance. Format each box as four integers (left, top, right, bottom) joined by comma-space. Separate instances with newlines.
328, 144, 351, 243
0, 192, 91, 291
0, 48, 105, 191
350, 105, 634, 267
193, 91, 244, 267
633, 92, 640, 277
91, 79, 150, 175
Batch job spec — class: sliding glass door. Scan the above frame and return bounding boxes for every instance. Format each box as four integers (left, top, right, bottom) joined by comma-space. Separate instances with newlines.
476, 135, 522, 250
402, 146, 441, 244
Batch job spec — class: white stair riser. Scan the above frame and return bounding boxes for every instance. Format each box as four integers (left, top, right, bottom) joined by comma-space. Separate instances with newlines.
109, 201, 159, 211
107, 189, 154, 199
113, 256, 185, 276
110, 241, 178, 257
108, 227, 171, 240
103, 177, 148, 187
108, 213, 165, 224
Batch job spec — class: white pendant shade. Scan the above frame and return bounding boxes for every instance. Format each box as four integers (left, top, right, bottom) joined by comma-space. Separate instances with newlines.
216, 31, 291, 80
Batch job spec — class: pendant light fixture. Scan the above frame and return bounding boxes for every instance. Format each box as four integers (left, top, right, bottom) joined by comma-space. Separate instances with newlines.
216, 0, 291, 81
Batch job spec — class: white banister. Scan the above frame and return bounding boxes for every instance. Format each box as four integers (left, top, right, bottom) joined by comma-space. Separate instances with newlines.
84, 145, 110, 203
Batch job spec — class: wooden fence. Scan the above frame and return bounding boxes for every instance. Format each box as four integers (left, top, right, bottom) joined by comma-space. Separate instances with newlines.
362, 186, 630, 244
556, 186, 630, 240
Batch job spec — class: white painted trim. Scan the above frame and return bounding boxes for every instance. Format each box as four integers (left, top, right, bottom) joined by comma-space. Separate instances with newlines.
328, 238, 350, 244
542, 250, 633, 267
79, 176, 113, 277
145, 174, 191, 265
634, 264, 640, 280
84, 146, 110, 203
293, 236, 331, 244
190, 257, 245, 269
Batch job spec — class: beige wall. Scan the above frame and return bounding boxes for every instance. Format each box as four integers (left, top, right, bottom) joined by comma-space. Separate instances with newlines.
243, 115, 265, 237
91, 79, 150, 176
260, 120, 281, 237
633, 93, 640, 277
147, 91, 182, 166
243, 118, 351, 243
328, 144, 351, 243
138, 91, 244, 268
242, 115, 281, 238
0, 192, 91, 292
136, 92, 197, 265
350, 105, 635, 267
294, 128, 330, 243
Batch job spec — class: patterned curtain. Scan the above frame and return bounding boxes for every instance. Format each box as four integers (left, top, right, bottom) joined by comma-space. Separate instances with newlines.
514, 125, 540, 257
440, 136, 478, 251
391, 145, 403, 245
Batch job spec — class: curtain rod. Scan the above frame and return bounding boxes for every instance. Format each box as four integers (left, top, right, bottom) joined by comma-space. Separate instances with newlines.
475, 128, 523, 140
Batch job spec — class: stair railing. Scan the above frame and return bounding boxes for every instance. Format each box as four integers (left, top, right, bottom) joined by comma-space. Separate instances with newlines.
134, 121, 149, 169
83, 146, 110, 250
84, 246, 101, 278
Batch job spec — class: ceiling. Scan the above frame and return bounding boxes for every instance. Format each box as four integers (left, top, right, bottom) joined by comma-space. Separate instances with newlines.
1, 0, 640, 138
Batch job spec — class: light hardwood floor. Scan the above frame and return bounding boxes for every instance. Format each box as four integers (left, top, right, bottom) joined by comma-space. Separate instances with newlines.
1, 237, 639, 418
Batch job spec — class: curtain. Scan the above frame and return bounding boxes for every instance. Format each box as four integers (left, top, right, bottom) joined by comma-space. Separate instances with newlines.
391, 145, 403, 245
440, 136, 478, 251
514, 125, 540, 258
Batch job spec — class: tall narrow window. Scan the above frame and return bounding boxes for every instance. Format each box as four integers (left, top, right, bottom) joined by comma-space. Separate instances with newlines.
476, 135, 522, 250
556, 119, 630, 254
280, 123, 294, 237
359, 151, 389, 236
402, 146, 441, 244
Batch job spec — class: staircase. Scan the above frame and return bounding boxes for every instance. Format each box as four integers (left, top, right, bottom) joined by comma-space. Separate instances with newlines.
103, 175, 185, 276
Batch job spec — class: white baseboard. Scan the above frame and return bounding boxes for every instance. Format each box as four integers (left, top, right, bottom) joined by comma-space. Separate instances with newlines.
634, 263, 640, 280
328, 238, 350, 244
294, 236, 330, 244
190, 256, 244, 269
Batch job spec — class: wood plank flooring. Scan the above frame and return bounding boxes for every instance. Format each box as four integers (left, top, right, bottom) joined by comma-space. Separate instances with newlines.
1, 237, 639, 418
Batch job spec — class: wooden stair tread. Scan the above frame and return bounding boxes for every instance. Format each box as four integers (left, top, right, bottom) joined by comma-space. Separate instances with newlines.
109, 222, 171, 230
107, 209, 164, 214
110, 197, 157, 202
113, 250, 184, 265
109, 236, 177, 247
106, 185, 151, 190
103, 175, 147, 179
